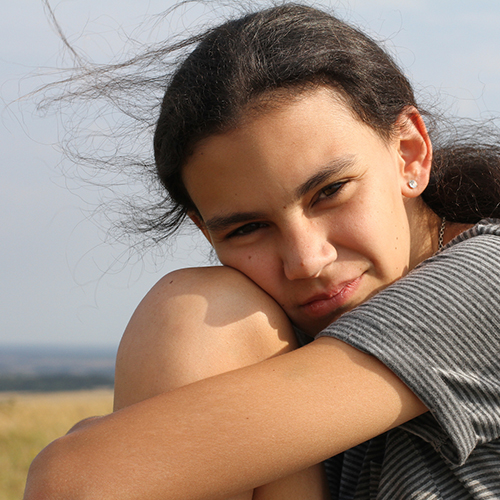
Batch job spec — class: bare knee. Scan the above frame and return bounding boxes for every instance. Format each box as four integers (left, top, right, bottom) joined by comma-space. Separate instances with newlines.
158, 266, 293, 332
114, 266, 297, 409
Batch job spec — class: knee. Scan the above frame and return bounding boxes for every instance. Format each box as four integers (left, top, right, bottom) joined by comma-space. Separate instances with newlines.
152, 266, 290, 333
152, 266, 299, 364
115, 266, 298, 406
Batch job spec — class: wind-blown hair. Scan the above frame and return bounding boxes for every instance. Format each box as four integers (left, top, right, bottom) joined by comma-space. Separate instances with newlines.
154, 4, 414, 222
42, 2, 500, 241
154, 3, 500, 233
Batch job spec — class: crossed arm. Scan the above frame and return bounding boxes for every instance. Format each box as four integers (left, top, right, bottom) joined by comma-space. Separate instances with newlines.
24, 267, 426, 500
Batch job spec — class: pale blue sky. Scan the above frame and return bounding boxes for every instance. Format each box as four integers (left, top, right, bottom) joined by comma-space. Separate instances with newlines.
1, 0, 500, 348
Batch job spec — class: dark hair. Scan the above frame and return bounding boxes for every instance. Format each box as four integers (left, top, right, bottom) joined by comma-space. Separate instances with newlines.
423, 126, 500, 222
154, 3, 416, 229
153, 3, 500, 233
41, 2, 500, 241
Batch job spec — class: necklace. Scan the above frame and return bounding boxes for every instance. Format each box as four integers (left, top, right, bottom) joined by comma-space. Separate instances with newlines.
438, 216, 446, 251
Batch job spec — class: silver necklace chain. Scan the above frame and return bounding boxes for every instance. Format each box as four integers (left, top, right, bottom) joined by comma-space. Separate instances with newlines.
438, 216, 446, 251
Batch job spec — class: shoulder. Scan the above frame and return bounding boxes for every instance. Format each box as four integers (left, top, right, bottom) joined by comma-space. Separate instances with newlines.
412, 218, 500, 291
318, 220, 500, 465
440, 218, 500, 254
318, 219, 500, 384
398, 218, 500, 293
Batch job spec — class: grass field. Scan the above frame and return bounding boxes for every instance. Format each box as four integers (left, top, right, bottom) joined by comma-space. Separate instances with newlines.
0, 389, 113, 500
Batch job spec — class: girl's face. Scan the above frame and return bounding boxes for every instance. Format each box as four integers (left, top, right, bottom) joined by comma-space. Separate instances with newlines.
183, 88, 434, 335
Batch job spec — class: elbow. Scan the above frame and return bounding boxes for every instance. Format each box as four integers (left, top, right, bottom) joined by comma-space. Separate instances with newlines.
24, 434, 85, 500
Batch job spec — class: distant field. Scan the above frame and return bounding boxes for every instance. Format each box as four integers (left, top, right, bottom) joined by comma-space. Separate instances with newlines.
0, 389, 113, 500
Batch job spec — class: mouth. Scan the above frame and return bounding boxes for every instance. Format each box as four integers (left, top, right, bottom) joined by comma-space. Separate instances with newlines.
300, 276, 363, 318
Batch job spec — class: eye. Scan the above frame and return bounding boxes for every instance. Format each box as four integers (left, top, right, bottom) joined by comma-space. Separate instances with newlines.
316, 181, 345, 202
227, 222, 268, 238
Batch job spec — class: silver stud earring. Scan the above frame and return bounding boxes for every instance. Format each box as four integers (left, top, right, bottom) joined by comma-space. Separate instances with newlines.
408, 180, 418, 189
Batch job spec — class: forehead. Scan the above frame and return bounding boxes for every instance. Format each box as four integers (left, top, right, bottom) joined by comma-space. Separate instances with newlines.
182, 88, 385, 214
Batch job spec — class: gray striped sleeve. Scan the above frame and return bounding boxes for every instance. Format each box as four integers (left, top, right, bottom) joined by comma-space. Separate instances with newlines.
317, 221, 500, 466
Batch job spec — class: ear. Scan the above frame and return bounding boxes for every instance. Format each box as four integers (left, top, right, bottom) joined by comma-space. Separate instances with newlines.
394, 107, 433, 198
188, 211, 213, 245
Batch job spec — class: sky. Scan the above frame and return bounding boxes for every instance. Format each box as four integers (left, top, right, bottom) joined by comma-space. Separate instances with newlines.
1, 0, 500, 349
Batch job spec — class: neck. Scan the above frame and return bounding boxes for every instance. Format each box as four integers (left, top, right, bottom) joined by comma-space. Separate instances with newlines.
407, 199, 474, 269
408, 207, 442, 269
442, 221, 474, 247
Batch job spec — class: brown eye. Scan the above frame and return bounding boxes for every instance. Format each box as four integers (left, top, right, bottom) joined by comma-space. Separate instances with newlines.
227, 222, 268, 238
319, 182, 344, 199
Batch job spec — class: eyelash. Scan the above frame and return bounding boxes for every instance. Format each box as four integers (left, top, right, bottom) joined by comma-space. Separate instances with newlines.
226, 181, 347, 239
226, 222, 268, 239
315, 181, 346, 202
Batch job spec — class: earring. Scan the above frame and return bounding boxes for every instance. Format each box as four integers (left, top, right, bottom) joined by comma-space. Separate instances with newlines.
408, 180, 418, 189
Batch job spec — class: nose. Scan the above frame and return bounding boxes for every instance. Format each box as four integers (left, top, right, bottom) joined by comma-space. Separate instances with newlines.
281, 219, 337, 280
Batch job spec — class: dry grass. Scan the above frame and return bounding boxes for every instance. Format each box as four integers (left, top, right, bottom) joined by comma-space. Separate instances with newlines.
0, 389, 113, 500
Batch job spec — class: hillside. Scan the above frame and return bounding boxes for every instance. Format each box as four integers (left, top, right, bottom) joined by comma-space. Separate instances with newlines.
0, 345, 116, 392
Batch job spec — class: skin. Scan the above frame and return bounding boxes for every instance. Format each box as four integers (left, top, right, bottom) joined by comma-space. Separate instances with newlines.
114, 266, 331, 500
185, 88, 437, 335
24, 88, 470, 500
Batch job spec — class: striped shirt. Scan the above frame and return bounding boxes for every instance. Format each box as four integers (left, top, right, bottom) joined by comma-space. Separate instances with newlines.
317, 219, 500, 499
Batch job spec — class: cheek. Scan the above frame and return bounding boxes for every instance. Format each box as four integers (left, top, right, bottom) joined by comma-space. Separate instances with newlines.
216, 247, 286, 300
360, 220, 410, 278
335, 200, 409, 274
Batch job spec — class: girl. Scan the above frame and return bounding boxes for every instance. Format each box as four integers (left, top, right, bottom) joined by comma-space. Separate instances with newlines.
25, 4, 500, 499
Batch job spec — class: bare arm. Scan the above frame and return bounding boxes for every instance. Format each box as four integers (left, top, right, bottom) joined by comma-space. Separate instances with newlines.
25, 335, 426, 500
113, 267, 329, 500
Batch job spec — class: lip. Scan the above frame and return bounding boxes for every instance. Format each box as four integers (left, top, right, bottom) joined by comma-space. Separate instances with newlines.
300, 276, 363, 318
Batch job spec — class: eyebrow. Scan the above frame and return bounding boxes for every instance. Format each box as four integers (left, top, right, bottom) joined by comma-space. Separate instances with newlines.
294, 156, 356, 199
203, 155, 356, 233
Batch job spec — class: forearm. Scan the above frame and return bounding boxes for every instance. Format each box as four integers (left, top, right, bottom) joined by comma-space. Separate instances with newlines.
24, 338, 426, 500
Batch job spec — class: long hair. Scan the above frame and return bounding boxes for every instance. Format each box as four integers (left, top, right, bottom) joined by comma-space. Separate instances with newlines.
40, 2, 500, 242
154, 4, 417, 226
